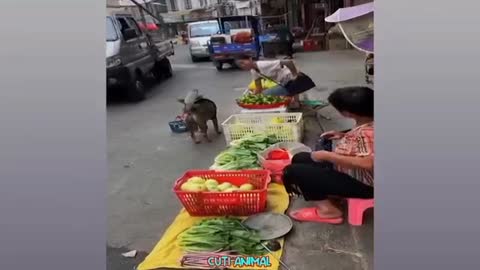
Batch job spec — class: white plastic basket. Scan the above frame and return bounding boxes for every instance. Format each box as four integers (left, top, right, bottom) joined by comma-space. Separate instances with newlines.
239, 106, 288, 114
221, 113, 304, 145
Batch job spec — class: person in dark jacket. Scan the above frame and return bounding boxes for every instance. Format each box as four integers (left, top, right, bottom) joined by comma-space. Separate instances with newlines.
276, 25, 295, 58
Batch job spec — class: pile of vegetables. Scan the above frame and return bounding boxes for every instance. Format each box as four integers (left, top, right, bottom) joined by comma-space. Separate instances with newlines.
230, 133, 279, 152
180, 176, 255, 192
237, 93, 288, 105
178, 217, 268, 255
210, 133, 279, 171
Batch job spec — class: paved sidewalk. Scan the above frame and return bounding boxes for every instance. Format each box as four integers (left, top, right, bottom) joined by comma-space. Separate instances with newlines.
295, 49, 369, 132
281, 50, 373, 270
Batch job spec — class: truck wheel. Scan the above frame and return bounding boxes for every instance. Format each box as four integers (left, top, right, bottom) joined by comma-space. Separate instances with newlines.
126, 75, 146, 102
191, 55, 199, 63
215, 62, 223, 71
152, 58, 172, 81
161, 58, 173, 78
151, 64, 163, 82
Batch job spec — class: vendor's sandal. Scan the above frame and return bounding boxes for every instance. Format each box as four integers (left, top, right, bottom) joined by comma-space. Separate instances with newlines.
289, 208, 343, 224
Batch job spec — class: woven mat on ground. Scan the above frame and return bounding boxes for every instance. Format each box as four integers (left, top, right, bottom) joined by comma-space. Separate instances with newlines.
137, 183, 289, 270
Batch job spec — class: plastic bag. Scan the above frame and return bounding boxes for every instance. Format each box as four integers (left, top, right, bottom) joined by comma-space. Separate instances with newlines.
233, 31, 253, 43
248, 79, 278, 91
258, 142, 312, 183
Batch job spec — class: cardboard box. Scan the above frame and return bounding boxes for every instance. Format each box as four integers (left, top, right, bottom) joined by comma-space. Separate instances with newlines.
328, 38, 349, 50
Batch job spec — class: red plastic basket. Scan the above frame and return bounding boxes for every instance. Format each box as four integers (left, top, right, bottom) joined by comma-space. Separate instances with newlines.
173, 170, 271, 216
303, 39, 321, 51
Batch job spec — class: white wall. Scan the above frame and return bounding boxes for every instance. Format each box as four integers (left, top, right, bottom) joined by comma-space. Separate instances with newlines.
165, 0, 258, 16
171, 0, 206, 11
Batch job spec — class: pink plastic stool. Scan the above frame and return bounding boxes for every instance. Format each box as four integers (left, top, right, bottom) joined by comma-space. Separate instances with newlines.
347, 198, 374, 226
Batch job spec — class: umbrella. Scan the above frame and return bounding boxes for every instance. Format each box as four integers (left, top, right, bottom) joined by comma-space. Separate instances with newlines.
325, 2, 373, 53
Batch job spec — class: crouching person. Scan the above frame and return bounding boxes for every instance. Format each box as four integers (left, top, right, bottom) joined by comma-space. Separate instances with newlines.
237, 56, 316, 107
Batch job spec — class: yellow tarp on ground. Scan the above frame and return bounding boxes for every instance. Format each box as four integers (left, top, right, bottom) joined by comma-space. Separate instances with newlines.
138, 183, 290, 270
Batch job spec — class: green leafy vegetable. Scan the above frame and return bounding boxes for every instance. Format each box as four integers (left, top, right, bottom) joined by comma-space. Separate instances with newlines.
210, 133, 279, 171
178, 217, 267, 255
238, 93, 287, 105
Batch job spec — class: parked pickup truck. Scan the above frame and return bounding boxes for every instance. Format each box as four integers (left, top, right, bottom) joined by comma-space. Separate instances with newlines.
106, 9, 174, 102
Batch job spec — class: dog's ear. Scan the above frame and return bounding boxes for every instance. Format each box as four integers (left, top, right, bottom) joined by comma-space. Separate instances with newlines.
177, 98, 185, 104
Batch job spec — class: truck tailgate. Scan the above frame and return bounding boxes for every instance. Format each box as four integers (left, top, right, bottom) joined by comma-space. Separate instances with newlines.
212, 43, 256, 54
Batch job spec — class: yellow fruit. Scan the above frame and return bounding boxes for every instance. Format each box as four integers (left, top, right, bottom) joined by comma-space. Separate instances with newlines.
207, 186, 220, 192
180, 183, 190, 191
205, 179, 219, 186
224, 187, 240, 192
270, 117, 285, 124
181, 183, 207, 192
187, 177, 205, 184
239, 183, 255, 191
266, 125, 292, 138
217, 182, 233, 191
206, 183, 219, 191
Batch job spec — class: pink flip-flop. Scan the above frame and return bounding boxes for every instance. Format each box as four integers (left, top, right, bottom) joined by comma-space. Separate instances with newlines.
289, 207, 343, 224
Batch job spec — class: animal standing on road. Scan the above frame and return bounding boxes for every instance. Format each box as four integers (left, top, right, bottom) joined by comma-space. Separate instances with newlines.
178, 89, 221, 144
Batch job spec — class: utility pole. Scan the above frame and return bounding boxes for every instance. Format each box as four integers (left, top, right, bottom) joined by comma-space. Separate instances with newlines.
129, 0, 164, 25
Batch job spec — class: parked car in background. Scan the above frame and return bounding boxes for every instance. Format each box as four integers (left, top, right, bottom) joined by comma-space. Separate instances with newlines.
188, 20, 220, 62
106, 9, 173, 102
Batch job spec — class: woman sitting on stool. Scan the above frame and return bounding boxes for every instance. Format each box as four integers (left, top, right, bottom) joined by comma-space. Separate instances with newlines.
284, 86, 374, 224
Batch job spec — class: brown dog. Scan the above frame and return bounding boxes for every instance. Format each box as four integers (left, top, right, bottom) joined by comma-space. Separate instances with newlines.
178, 89, 221, 144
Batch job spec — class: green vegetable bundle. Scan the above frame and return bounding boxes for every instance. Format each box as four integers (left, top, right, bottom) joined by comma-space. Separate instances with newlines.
210, 133, 279, 171
178, 217, 267, 255
229, 133, 279, 152
238, 93, 287, 105
212, 148, 259, 170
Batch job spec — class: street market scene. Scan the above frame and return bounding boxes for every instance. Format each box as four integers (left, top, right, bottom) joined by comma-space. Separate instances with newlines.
107, 0, 374, 269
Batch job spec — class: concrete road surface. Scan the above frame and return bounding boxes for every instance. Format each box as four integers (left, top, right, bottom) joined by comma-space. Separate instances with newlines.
107, 45, 372, 270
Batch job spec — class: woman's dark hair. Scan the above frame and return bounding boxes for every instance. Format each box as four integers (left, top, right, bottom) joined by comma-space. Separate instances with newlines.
328, 86, 374, 117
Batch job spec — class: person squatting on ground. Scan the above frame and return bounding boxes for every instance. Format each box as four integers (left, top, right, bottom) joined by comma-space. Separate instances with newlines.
283, 86, 374, 224
237, 56, 316, 105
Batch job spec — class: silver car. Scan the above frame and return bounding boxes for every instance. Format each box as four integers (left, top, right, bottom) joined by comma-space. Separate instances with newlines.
188, 20, 219, 62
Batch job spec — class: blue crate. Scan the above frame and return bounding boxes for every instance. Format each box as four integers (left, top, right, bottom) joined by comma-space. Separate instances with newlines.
169, 118, 188, 133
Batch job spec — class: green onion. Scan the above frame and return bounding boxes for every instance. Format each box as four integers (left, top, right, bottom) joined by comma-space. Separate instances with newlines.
177, 217, 268, 255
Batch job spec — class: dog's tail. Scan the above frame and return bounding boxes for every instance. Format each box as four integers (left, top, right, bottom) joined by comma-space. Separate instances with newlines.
184, 89, 203, 105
